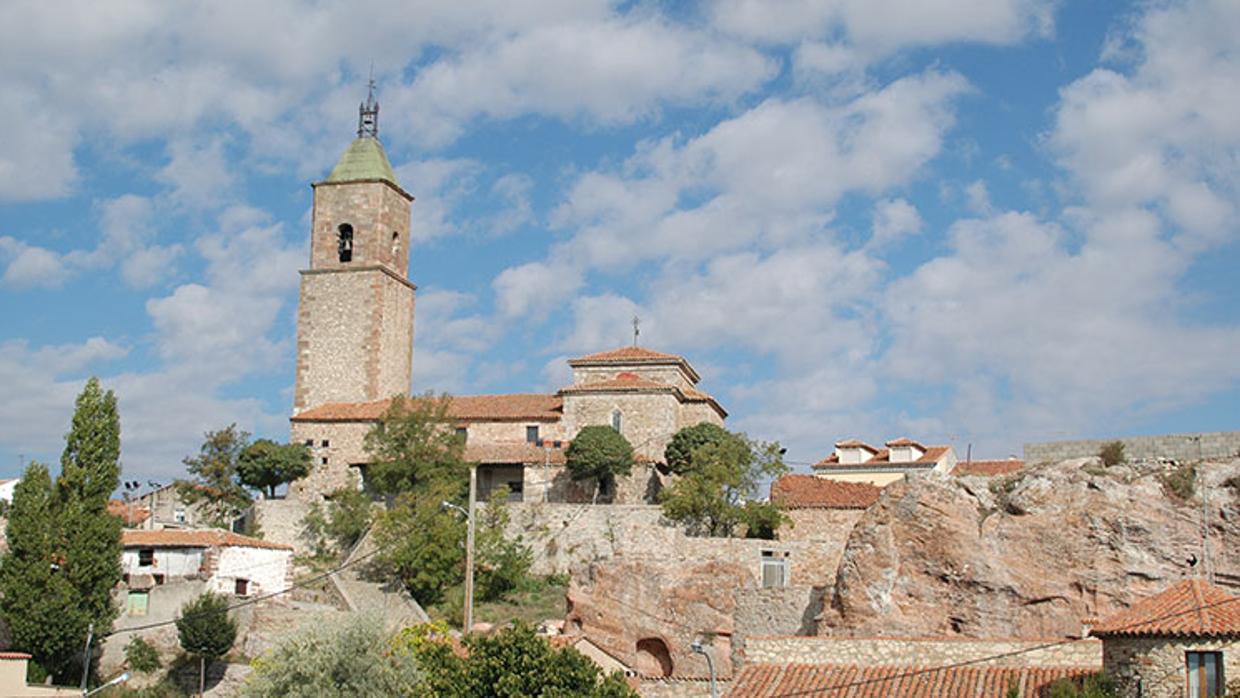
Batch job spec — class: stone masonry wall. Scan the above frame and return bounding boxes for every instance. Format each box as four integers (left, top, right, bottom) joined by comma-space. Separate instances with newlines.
1102, 636, 1240, 698
1025, 430, 1240, 463
744, 636, 1103, 668
506, 503, 852, 587
638, 679, 727, 698
289, 420, 372, 500
563, 392, 681, 460
733, 586, 826, 637
310, 180, 411, 276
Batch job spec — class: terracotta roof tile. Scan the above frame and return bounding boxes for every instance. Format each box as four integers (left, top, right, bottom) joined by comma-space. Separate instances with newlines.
885, 437, 924, 448
569, 346, 684, 364
559, 373, 678, 394
833, 439, 878, 451
0, 651, 33, 660
292, 393, 563, 423
108, 499, 152, 526
464, 442, 567, 465
727, 663, 1098, 698
770, 475, 882, 509
122, 529, 293, 551
1090, 579, 1240, 638
814, 444, 951, 469
954, 459, 1026, 477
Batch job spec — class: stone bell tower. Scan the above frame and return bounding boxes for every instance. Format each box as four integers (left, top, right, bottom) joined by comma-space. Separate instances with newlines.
292, 83, 415, 413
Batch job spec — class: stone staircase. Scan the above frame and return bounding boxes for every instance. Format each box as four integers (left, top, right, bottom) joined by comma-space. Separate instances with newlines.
329, 525, 429, 628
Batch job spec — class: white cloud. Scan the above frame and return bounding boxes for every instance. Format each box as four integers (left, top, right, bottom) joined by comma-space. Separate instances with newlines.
870, 198, 922, 247
0, 237, 70, 288
493, 261, 584, 319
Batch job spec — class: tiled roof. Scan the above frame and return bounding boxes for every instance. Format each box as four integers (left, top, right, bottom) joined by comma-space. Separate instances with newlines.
322, 137, 401, 188
559, 372, 678, 394
885, 437, 924, 448
1090, 579, 1240, 638
954, 459, 1026, 477
108, 499, 152, 526
834, 439, 878, 450
770, 475, 881, 510
465, 442, 567, 466
569, 346, 684, 364
0, 651, 32, 660
122, 529, 293, 551
815, 445, 951, 469
292, 394, 563, 423
727, 663, 1097, 698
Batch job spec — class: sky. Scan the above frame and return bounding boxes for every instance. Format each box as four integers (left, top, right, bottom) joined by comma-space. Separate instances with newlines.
1, 0, 1238, 483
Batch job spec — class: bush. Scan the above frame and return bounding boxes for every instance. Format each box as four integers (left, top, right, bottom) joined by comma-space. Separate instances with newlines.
1046, 673, 1118, 697
1162, 462, 1197, 500
475, 488, 533, 602
125, 636, 162, 674
242, 614, 418, 697
565, 426, 634, 502
1098, 441, 1126, 467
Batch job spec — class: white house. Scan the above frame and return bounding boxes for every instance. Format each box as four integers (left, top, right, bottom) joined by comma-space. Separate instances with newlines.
812, 438, 958, 486
0, 478, 18, 504
120, 529, 293, 615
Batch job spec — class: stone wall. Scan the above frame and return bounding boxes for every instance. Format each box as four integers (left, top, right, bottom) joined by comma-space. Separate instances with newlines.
744, 636, 1103, 668
255, 497, 314, 552
733, 586, 826, 637
563, 392, 682, 460
1102, 635, 1239, 698
507, 502, 853, 587
1024, 430, 1240, 463
289, 420, 371, 500
638, 678, 728, 698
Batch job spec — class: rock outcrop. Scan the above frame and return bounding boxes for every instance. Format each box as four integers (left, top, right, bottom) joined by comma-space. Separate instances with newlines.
821, 458, 1240, 638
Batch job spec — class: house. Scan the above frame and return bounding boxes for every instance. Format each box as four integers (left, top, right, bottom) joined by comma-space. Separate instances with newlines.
811, 438, 957, 487
107, 499, 151, 527
0, 653, 79, 696
119, 529, 293, 616
1089, 578, 1240, 698
0, 478, 17, 504
953, 458, 1026, 477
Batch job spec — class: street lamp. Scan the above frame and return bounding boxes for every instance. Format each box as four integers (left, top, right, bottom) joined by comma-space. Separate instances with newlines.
84, 672, 130, 696
690, 639, 718, 698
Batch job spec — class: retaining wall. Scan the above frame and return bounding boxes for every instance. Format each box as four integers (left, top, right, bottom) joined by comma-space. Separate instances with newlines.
1024, 430, 1240, 464
744, 636, 1103, 668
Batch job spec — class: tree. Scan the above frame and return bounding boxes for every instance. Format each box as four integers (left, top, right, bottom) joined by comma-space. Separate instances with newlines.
177, 592, 237, 696
302, 487, 377, 559
237, 439, 312, 498
0, 462, 80, 681
176, 425, 254, 529
565, 425, 634, 502
0, 378, 125, 683
364, 393, 468, 497
372, 487, 466, 606
124, 636, 161, 674
659, 431, 788, 538
474, 488, 534, 602
664, 422, 731, 475
241, 615, 418, 697
397, 621, 638, 698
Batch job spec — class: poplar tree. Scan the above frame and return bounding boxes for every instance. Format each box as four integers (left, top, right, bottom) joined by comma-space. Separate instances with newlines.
0, 377, 124, 683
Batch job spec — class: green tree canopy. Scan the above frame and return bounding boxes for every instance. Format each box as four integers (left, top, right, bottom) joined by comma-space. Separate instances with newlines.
658, 431, 788, 538
176, 424, 254, 528
237, 439, 312, 498
397, 621, 638, 698
364, 393, 468, 497
664, 422, 731, 475
372, 487, 466, 606
177, 592, 238, 695
565, 425, 634, 502
241, 614, 418, 697
0, 377, 124, 683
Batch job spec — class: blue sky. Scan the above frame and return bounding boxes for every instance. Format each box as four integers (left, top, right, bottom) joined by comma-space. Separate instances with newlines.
2, 0, 1238, 482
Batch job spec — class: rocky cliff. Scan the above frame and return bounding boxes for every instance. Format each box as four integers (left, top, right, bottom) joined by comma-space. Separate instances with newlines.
821, 458, 1240, 638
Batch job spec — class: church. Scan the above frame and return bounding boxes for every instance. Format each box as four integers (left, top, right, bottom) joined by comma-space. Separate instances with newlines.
286, 89, 726, 505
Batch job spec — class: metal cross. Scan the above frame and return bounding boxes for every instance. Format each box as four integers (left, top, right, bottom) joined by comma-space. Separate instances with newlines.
632, 316, 640, 346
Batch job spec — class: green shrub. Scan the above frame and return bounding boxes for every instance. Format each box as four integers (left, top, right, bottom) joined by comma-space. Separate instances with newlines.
125, 636, 162, 674
1098, 441, 1126, 467
565, 426, 634, 502
1047, 673, 1118, 697
1162, 462, 1197, 500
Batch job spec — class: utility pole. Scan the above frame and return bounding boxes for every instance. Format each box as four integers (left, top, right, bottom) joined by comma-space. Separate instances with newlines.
79, 623, 94, 691
464, 464, 478, 633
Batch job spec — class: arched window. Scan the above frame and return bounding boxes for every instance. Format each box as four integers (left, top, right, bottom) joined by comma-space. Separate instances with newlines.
390, 231, 400, 259
634, 638, 673, 677
337, 224, 354, 263
610, 409, 622, 433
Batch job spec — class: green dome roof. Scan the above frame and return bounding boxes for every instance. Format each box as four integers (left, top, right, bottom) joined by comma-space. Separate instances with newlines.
323, 137, 400, 186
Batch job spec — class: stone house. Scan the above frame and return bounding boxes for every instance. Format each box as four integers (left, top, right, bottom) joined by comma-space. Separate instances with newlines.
812, 438, 957, 486
284, 91, 726, 508
1089, 578, 1240, 698
119, 529, 293, 617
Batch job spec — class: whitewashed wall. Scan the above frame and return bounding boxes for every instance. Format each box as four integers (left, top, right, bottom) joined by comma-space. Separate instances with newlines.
122, 547, 204, 578
211, 546, 292, 597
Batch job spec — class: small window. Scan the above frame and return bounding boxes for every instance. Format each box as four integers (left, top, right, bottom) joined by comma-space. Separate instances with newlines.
138, 548, 154, 567
337, 224, 354, 263
127, 591, 149, 616
321, 457, 328, 465
320, 439, 330, 447
235, 578, 249, 596
456, 427, 468, 440
611, 410, 622, 432
526, 425, 540, 444
1187, 651, 1224, 697
153, 574, 165, 586
761, 550, 788, 589
391, 231, 400, 258
303, 439, 313, 447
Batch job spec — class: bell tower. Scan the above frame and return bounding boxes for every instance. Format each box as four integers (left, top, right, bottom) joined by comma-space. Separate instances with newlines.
292, 82, 415, 413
